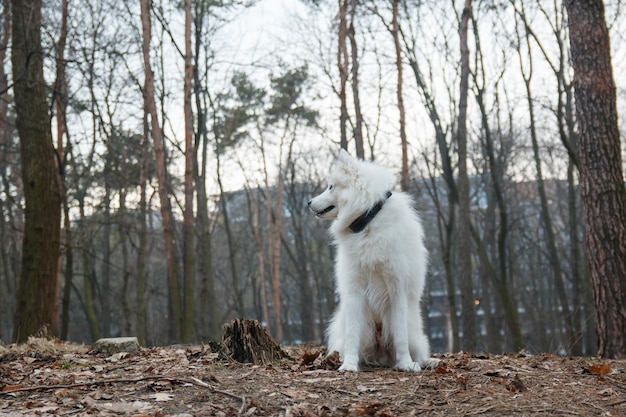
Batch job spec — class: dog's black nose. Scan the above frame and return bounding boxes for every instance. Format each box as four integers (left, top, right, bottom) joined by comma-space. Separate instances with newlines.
307, 200, 312, 207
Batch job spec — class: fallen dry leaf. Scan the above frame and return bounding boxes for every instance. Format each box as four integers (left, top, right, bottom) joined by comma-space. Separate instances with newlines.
149, 393, 175, 402
106, 352, 129, 363
435, 362, 452, 374
588, 363, 611, 375
506, 374, 527, 392
282, 388, 310, 400
354, 401, 385, 415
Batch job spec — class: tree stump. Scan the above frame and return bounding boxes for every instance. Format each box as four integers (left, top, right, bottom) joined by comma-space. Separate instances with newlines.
222, 318, 288, 365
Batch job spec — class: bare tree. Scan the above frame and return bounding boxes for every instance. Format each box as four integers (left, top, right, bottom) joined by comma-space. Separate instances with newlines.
11, 0, 62, 342
55, 0, 73, 341
338, 0, 349, 151
181, 0, 195, 344
457, 0, 477, 352
0, 1, 17, 342
565, 0, 626, 359
136, 111, 150, 346
392, 0, 409, 191
140, 0, 182, 341
347, 0, 364, 158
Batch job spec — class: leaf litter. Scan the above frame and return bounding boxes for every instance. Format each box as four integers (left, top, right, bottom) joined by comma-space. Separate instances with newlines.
1, 339, 626, 416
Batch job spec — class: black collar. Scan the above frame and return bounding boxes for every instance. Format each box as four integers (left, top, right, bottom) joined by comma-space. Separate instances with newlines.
348, 191, 392, 233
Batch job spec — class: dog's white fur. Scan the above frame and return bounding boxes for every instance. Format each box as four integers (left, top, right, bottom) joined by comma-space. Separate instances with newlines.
308, 150, 438, 372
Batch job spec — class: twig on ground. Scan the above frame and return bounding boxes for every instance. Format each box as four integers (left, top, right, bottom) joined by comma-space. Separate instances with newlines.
0, 375, 164, 394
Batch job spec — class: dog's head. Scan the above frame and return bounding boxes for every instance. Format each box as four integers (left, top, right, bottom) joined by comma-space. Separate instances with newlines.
308, 149, 394, 220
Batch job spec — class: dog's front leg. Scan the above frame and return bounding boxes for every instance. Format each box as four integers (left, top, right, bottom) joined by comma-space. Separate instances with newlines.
388, 296, 421, 372
338, 292, 365, 372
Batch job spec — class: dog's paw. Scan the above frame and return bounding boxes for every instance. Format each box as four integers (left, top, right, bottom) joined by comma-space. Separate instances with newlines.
338, 362, 359, 372
421, 357, 440, 369
395, 361, 422, 372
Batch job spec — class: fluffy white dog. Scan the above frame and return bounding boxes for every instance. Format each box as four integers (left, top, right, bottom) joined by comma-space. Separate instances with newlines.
308, 150, 438, 372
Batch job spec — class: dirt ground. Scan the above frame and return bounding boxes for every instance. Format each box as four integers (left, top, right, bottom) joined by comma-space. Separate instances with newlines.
1, 338, 626, 416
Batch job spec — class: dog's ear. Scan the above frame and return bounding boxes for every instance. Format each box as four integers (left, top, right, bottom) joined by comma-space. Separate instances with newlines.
337, 148, 354, 164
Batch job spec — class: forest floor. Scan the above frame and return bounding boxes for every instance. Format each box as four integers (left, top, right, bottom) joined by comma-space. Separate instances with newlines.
1, 337, 626, 416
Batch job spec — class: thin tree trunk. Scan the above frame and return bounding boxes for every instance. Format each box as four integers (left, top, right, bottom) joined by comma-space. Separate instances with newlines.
0, 3, 9, 133
251, 188, 271, 335
216, 152, 244, 315
337, 0, 348, 151
457, 0, 477, 352
140, 0, 182, 342
60, 192, 73, 340
78, 196, 100, 341
102, 179, 112, 337
54, 0, 72, 341
11, 0, 62, 342
392, 0, 408, 191
476, 91, 523, 351
193, 1, 219, 341
283, 164, 315, 342
423, 161, 459, 352
119, 191, 133, 335
181, 0, 195, 344
196, 126, 216, 341
567, 159, 584, 354
269, 173, 284, 342
262, 144, 284, 341
443, 203, 459, 352
565, 0, 626, 358
347, 0, 364, 159
136, 110, 149, 346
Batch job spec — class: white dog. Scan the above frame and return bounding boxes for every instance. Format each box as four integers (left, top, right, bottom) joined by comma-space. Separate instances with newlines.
308, 150, 438, 372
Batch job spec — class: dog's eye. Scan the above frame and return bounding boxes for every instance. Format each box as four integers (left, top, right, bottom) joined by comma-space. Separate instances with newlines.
329, 185, 334, 190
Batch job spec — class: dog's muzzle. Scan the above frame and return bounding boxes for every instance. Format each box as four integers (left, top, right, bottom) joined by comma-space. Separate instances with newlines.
308, 200, 335, 217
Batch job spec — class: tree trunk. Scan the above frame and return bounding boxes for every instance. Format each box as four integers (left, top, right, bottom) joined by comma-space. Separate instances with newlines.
193, 1, 219, 342
337, 0, 348, 152
392, 0, 409, 191
216, 153, 244, 316
424, 166, 459, 352
457, 0, 477, 352
140, 0, 182, 342
181, 0, 195, 344
565, 0, 626, 358
11, 0, 62, 343
102, 177, 112, 337
78, 196, 100, 341
251, 188, 272, 335
195, 123, 218, 342
347, 0, 364, 159
119, 191, 133, 336
0, 8, 18, 338
55, 0, 72, 341
270, 173, 284, 342
477, 93, 523, 351
136, 110, 149, 346
60, 194, 73, 340
284, 168, 315, 342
